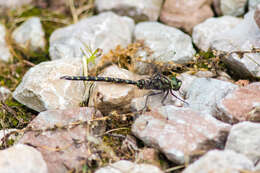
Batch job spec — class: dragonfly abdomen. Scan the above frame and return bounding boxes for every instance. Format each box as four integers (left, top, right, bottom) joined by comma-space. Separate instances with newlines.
60, 76, 138, 85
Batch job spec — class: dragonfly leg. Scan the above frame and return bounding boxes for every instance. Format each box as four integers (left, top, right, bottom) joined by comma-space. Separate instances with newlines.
161, 90, 169, 105
170, 90, 189, 106
140, 91, 164, 112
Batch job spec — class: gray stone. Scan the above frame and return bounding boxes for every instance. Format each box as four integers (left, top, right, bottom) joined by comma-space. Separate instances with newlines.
0, 144, 47, 173
13, 58, 84, 112
186, 77, 238, 116
249, 0, 260, 11
225, 122, 260, 164
0, 24, 12, 62
211, 11, 260, 78
183, 150, 254, 173
19, 107, 104, 173
49, 12, 134, 61
134, 22, 195, 74
192, 16, 242, 51
95, 0, 163, 21
95, 160, 163, 173
220, 0, 247, 16
12, 17, 45, 51
132, 105, 230, 164
217, 82, 260, 124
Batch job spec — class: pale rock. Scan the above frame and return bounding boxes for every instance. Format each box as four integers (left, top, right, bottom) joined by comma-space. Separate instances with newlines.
0, 144, 48, 173
131, 89, 185, 112
132, 105, 230, 164
220, 0, 247, 16
216, 71, 233, 81
193, 71, 215, 78
249, 0, 260, 11
134, 22, 195, 74
213, 0, 222, 16
0, 129, 18, 146
0, 0, 32, 8
13, 58, 84, 112
192, 16, 242, 51
19, 107, 104, 173
12, 17, 45, 51
183, 150, 254, 173
49, 12, 134, 61
95, 160, 163, 173
217, 82, 260, 124
88, 65, 146, 114
186, 77, 238, 116
211, 11, 260, 78
255, 4, 260, 29
0, 24, 12, 62
160, 0, 213, 33
95, 0, 163, 21
225, 121, 260, 164
0, 86, 11, 101
256, 162, 260, 171
177, 72, 197, 95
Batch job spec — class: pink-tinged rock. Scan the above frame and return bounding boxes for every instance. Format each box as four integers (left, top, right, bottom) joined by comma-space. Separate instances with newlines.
136, 148, 162, 168
95, 0, 163, 21
254, 4, 260, 29
160, 0, 213, 33
95, 160, 164, 173
217, 82, 260, 124
19, 107, 105, 173
183, 150, 254, 173
0, 144, 48, 173
132, 105, 231, 164
225, 122, 260, 164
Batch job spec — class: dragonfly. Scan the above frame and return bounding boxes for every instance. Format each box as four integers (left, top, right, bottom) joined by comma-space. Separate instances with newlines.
60, 73, 188, 110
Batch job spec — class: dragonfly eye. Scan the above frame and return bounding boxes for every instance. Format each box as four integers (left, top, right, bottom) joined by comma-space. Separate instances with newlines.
170, 76, 182, 90
177, 81, 182, 88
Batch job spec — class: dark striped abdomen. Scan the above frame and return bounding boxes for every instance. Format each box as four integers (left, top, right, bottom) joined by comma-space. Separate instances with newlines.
60, 76, 137, 85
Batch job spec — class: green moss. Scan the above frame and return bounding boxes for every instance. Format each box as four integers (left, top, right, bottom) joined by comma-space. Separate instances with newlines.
198, 50, 215, 59
0, 98, 35, 129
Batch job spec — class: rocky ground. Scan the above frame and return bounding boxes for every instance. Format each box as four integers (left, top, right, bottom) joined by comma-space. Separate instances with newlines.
0, 0, 260, 173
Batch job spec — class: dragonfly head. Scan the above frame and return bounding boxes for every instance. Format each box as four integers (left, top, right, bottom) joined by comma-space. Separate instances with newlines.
170, 76, 182, 91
